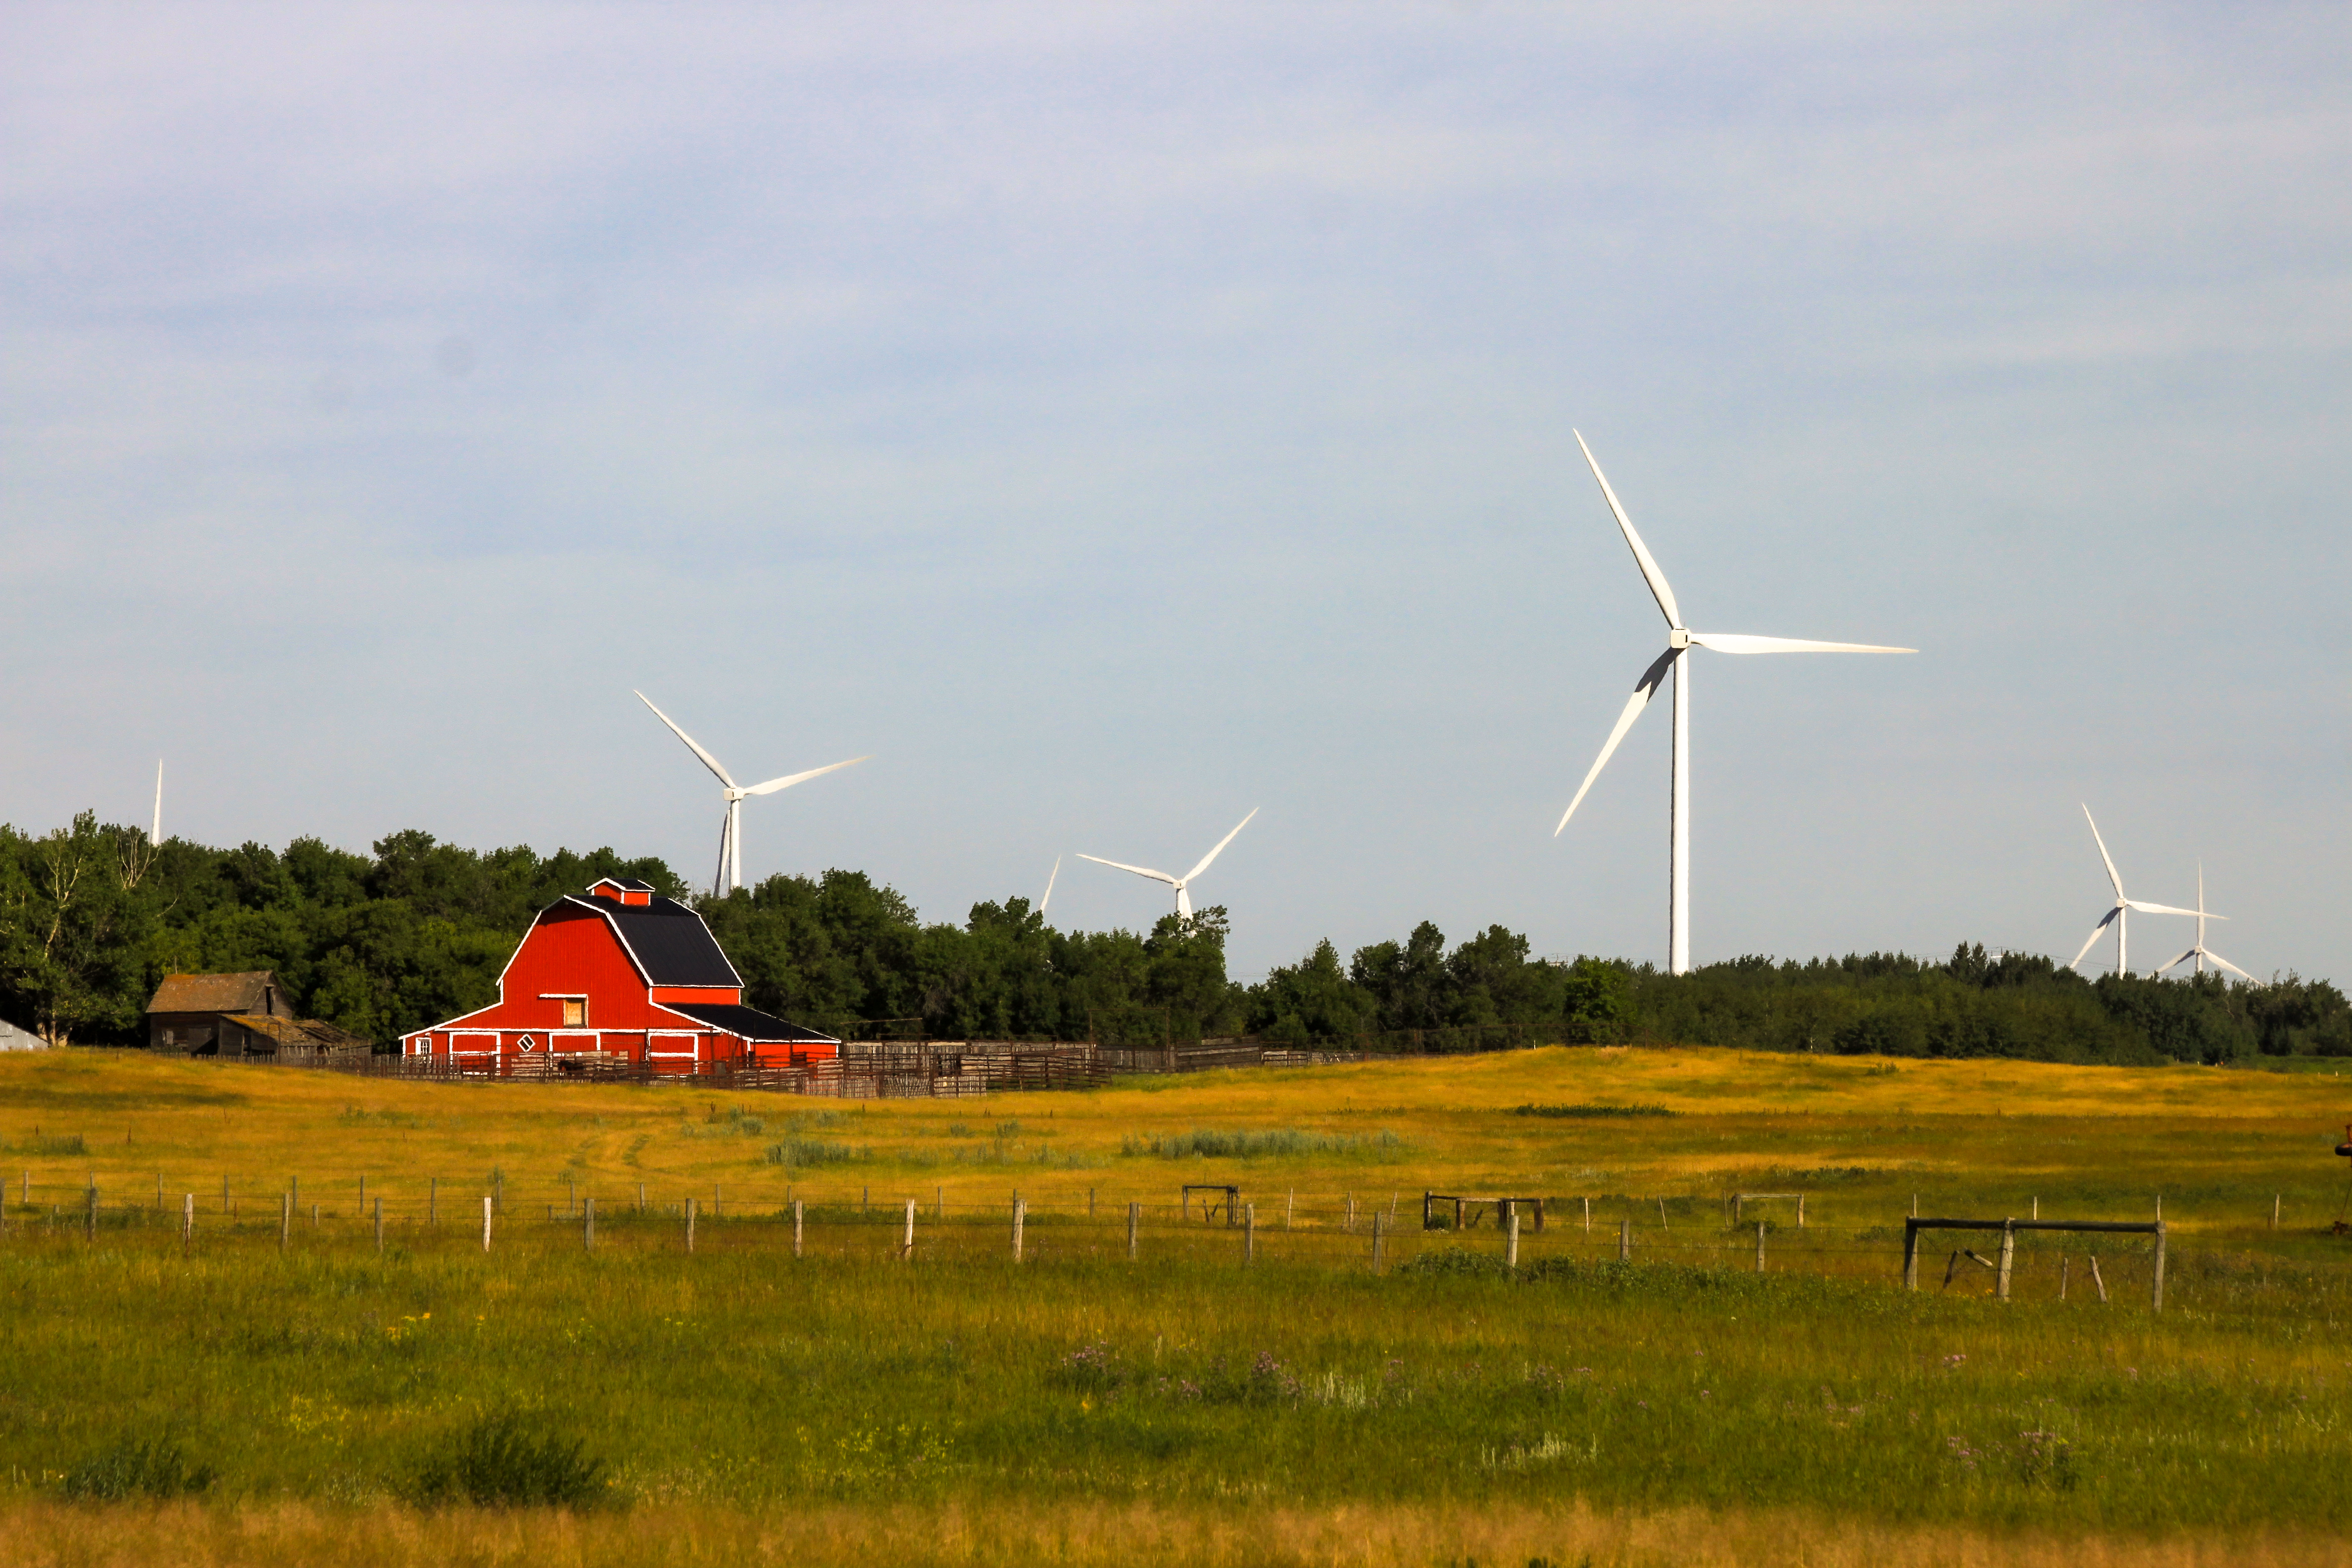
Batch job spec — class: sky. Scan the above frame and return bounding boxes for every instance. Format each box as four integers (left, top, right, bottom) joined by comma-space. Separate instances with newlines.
2, 2, 2347, 983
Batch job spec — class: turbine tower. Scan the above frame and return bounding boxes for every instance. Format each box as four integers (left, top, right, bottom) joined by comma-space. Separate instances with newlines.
634, 691, 870, 897
1079, 808, 1258, 920
2150, 864, 2249, 981
2068, 805, 2204, 977
150, 760, 163, 846
1553, 433, 1913, 975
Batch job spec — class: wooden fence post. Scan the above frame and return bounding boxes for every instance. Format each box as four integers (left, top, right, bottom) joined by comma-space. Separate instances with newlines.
1346, 1193, 1356, 1233
1755, 1221, 1766, 1273
374, 1197, 384, 1254
1505, 1203, 1519, 1270
1656, 1196, 1668, 1230
1244, 1202, 1256, 1265
1902, 1219, 1920, 1291
85, 1184, 98, 1241
1372, 1211, 1386, 1274
2152, 1222, 2166, 1314
1582, 1195, 1591, 1233
1012, 1198, 1025, 1263
2272, 1194, 2280, 1229
428, 1177, 436, 1226
481, 1195, 492, 1252
1618, 1218, 1631, 1262
2089, 1254, 2108, 1303
1127, 1202, 1139, 1261
1996, 1221, 2014, 1300
793, 1199, 804, 1259
685, 1197, 696, 1254
2059, 1255, 2069, 1300
1422, 1191, 1432, 1230
902, 1198, 916, 1260
182, 1193, 194, 1252
584, 1196, 595, 1253
1797, 1193, 1806, 1229
1285, 1189, 1294, 1230
278, 1191, 290, 1251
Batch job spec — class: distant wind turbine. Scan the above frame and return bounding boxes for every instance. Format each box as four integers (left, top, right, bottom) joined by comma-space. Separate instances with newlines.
1079, 808, 1258, 919
1040, 855, 1061, 918
150, 760, 162, 845
2069, 806, 2204, 977
1552, 432, 1913, 975
633, 691, 870, 896
2150, 865, 2250, 981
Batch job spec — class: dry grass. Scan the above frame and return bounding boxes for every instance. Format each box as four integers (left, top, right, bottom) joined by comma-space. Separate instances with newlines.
3, 1499, 2347, 1568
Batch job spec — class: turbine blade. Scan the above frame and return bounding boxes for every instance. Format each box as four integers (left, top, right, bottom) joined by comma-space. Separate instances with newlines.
1573, 431, 1682, 629
2151, 948, 2198, 976
1076, 854, 1177, 886
2069, 908, 2120, 970
2204, 950, 2255, 982
636, 691, 737, 789
2124, 900, 2210, 919
1555, 646, 1679, 835
742, 755, 873, 795
1181, 807, 1260, 884
1686, 633, 1916, 655
2081, 805, 2124, 900
1041, 855, 1060, 915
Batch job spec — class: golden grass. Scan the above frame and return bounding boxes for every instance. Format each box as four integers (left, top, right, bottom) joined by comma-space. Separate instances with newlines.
3, 1498, 2347, 1568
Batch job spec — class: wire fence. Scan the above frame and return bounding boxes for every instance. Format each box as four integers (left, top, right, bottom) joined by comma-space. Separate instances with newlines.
0, 1170, 2225, 1310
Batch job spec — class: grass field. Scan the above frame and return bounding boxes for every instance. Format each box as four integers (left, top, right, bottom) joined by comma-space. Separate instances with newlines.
3, 1045, 2351, 1566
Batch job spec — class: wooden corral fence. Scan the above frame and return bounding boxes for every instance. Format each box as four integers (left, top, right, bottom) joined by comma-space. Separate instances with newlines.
1422, 1191, 1549, 1232
1904, 1215, 2167, 1311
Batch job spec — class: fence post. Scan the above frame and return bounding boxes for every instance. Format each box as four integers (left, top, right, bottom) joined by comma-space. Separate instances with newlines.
1656, 1196, 1668, 1230
1797, 1193, 1806, 1229
2060, 1255, 2069, 1300
638, 1181, 646, 1215
1618, 1218, 1631, 1262
279, 1191, 290, 1251
1910, 1193, 1917, 1218
1372, 1211, 1386, 1274
1012, 1198, 1025, 1264
182, 1193, 194, 1252
793, 1199, 805, 1259
1755, 1221, 1766, 1273
1505, 1203, 1519, 1270
902, 1198, 916, 1260
428, 1177, 436, 1226
584, 1196, 595, 1253
1422, 1191, 1432, 1230
1244, 1202, 1255, 1265
1997, 1220, 2015, 1301
86, 1184, 98, 1241
481, 1195, 492, 1252
1346, 1192, 1356, 1233
686, 1197, 696, 1254
2272, 1194, 2280, 1229
1903, 1219, 1920, 1291
2152, 1222, 2166, 1314
1285, 1189, 1294, 1230
375, 1197, 384, 1254
2090, 1254, 2108, 1303
1582, 1195, 1591, 1233
1127, 1202, 1139, 1261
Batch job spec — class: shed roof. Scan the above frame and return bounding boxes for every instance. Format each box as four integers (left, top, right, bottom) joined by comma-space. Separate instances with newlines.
147, 972, 275, 1016
660, 1001, 837, 1043
557, 894, 742, 989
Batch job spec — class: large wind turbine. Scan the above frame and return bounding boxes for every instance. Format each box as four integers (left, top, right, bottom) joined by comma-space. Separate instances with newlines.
634, 691, 870, 896
2149, 864, 2249, 981
1079, 808, 1258, 920
1553, 432, 1913, 974
2068, 805, 2204, 977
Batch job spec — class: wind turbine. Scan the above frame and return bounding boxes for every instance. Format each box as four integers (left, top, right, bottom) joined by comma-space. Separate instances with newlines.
2150, 864, 2250, 981
150, 760, 162, 845
1552, 432, 1913, 975
633, 691, 870, 897
1039, 855, 1061, 918
1079, 808, 1258, 920
2068, 805, 2205, 977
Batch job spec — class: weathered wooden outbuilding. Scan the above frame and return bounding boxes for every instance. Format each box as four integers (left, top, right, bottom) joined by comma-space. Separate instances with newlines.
145, 971, 370, 1058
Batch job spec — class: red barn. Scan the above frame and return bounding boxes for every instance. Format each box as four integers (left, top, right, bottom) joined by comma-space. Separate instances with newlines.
405, 877, 837, 1069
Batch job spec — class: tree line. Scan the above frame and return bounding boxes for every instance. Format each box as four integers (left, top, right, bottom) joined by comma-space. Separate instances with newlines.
2, 813, 2344, 1067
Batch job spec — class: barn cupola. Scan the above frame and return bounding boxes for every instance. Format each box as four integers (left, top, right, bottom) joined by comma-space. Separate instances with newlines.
587, 877, 656, 907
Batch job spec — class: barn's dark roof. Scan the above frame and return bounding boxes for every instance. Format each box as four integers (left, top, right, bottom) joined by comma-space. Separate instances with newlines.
660, 1001, 836, 1043
559, 894, 742, 989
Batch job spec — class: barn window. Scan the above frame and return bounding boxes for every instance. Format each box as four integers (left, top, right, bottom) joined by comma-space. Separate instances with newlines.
560, 999, 586, 1028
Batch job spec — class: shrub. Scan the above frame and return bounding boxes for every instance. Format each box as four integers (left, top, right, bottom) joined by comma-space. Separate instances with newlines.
60, 1435, 214, 1500
764, 1137, 865, 1167
1397, 1246, 1510, 1279
415, 1410, 605, 1508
